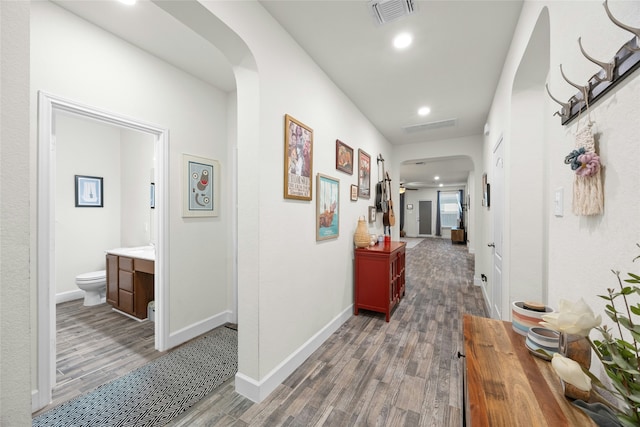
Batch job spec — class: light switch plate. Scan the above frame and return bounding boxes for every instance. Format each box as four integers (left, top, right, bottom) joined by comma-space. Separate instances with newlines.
554, 187, 563, 217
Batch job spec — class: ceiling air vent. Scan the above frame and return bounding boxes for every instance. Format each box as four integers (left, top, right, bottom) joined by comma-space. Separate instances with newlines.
402, 118, 457, 134
369, 0, 416, 26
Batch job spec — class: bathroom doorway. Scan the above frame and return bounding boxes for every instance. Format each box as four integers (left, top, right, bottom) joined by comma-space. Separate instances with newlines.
35, 92, 170, 410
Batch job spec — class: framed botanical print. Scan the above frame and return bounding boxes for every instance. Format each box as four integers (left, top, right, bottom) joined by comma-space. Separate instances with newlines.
350, 184, 358, 201
357, 149, 371, 199
284, 114, 313, 200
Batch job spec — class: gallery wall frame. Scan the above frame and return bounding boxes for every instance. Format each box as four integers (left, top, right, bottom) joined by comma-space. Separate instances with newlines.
183, 154, 220, 217
336, 139, 354, 175
75, 175, 103, 207
350, 184, 358, 201
357, 149, 371, 199
316, 173, 340, 241
284, 114, 313, 200
368, 206, 376, 223
482, 173, 490, 208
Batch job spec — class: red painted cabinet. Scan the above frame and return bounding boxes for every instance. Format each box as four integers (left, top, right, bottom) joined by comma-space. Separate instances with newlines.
354, 242, 406, 321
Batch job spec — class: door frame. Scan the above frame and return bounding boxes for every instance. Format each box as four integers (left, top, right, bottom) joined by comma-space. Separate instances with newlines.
418, 200, 432, 236
34, 91, 170, 410
491, 135, 505, 319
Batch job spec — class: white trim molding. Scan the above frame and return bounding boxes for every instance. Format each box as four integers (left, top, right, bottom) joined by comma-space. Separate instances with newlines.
33, 91, 170, 412
235, 305, 353, 403
166, 310, 234, 349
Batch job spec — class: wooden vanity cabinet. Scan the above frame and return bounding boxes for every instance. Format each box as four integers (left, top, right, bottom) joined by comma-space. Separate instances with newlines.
106, 254, 118, 306
354, 242, 406, 322
106, 254, 154, 320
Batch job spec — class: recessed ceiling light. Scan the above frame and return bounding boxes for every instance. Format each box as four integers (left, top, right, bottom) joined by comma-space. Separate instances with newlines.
118, 0, 137, 5
418, 106, 431, 116
434, 176, 440, 180
439, 183, 443, 187
393, 33, 412, 49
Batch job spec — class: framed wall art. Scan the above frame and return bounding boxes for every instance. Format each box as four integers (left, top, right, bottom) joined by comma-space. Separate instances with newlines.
368, 206, 376, 223
316, 173, 339, 241
357, 149, 371, 199
350, 184, 358, 201
335, 139, 354, 175
284, 114, 313, 200
183, 154, 220, 217
75, 175, 103, 207
482, 173, 490, 208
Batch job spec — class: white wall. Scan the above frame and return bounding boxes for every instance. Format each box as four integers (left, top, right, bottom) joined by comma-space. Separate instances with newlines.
485, 0, 640, 335
30, 1, 231, 395
55, 114, 122, 296
54, 114, 155, 297
120, 129, 155, 248
190, 1, 394, 398
1, 1, 31, 424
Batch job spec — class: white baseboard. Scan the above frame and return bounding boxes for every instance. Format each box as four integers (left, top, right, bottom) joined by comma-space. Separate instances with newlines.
166, 310, 233, 349
235, 304, 353, 403
55, 289, 83, 304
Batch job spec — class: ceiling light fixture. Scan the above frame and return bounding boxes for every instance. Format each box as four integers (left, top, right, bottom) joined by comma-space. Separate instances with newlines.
418, 106, 431, 116
393, 33, 412, 49
118, 0, 137, 5
439, 183, 443, 187
434, 176, 440, 180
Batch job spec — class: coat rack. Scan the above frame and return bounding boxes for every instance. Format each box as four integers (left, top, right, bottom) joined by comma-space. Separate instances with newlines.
546, 0, 640, 126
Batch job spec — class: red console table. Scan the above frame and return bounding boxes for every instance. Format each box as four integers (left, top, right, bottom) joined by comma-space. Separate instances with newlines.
354, 242, 406, 321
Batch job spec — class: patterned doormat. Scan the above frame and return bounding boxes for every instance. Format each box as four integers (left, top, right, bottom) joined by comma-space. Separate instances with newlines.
33, 326, 237, 427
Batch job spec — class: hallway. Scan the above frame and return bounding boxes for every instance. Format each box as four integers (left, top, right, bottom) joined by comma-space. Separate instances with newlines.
170, 237, 487, 426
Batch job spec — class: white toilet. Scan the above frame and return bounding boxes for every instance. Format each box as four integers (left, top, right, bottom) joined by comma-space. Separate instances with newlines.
75, 270, 107, 306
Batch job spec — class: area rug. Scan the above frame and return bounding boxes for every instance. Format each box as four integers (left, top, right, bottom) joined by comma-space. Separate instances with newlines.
33, 326, 237, 427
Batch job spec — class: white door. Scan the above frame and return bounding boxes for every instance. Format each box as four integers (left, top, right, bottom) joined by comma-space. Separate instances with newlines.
491, 137, 505, 319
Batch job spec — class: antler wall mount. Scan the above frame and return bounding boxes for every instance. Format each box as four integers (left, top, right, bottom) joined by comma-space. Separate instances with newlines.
547, 0, 640, 125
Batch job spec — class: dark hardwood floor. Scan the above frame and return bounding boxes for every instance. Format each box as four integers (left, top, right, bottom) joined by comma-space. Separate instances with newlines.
169, 237, 487, 426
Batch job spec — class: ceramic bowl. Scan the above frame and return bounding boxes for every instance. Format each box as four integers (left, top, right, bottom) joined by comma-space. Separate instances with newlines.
511, 301, 554, 336
527, 327, 559, 351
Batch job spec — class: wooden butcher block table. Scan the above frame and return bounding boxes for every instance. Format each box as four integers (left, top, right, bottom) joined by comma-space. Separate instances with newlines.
462, 314, 596, 426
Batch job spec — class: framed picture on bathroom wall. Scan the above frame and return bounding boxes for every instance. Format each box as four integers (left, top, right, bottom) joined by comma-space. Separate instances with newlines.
75, 175, 103, 207
182, 154, 220, 217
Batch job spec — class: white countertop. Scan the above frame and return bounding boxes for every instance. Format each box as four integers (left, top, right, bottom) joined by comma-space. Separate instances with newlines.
105, 246, 155, 261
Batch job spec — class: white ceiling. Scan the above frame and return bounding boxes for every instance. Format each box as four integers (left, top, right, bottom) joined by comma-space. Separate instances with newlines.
50, 0, 523, 189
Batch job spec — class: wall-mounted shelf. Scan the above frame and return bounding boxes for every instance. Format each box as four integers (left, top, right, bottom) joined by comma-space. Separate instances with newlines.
560, 37, 640, 126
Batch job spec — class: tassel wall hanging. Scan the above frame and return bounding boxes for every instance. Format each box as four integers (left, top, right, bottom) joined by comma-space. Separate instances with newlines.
564, 121, 603, 216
